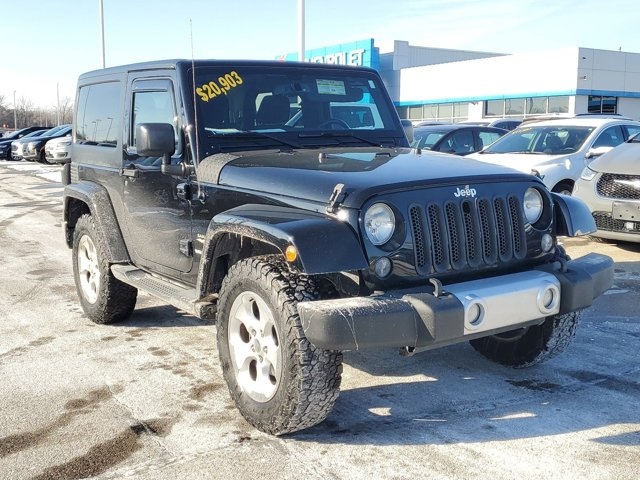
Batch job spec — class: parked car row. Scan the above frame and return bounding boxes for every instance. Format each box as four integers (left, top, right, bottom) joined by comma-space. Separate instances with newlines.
0, 124, 72, 163
0, 126, 47, 159
405, 114, 640, 244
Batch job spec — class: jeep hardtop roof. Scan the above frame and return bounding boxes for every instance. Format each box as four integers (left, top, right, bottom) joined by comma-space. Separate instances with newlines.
78, 59, 378, 81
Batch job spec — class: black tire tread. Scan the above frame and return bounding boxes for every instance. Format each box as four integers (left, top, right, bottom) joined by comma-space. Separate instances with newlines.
470, 310, 581, 368
217, 257, 342, 435
72, 214, 137, 324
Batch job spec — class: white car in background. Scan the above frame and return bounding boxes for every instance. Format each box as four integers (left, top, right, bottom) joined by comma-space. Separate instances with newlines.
573, 133, 640, 243
44, 134, 72, 164
467, 116, 640, 194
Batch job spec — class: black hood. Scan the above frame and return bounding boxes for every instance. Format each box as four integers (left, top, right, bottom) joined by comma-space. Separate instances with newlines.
198, 148, 538, 209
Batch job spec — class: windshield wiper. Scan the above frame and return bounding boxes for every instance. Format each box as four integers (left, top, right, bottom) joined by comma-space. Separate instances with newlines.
298, 131, 395, 148
487, 150, 547, 154
207, 131, 302, 150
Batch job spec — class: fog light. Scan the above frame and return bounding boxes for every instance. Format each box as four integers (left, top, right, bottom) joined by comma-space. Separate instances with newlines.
537, 283, 560, 314
467, 302, 484, 326
541, 234, 554, 252
625, 222, 635, 230
542, 288, 554, 309
373, 257, 392, 278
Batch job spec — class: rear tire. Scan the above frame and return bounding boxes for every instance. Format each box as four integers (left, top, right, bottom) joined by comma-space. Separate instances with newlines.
216, 257, 343, 435
469, 311, 581, 368
72, 214, 137, 324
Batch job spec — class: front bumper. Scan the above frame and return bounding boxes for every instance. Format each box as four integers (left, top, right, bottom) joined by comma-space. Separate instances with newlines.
297, 253, 613, 351
45, 150, 70, 163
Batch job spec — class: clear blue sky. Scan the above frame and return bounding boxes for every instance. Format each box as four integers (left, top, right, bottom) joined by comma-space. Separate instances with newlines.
2, 0, 639, 108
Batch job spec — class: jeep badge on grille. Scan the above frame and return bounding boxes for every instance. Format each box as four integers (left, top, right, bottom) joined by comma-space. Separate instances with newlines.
454, 185, 477, 198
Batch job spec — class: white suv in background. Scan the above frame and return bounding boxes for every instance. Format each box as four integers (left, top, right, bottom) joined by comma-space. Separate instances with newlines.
467, 116, 640, 194
44, 135, 72, 164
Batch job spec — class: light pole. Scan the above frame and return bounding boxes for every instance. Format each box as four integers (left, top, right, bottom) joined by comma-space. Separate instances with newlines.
56, 83, 61, 126
298, 0, 305, 62
13, 90, 17, 131
99, 0, 106, 68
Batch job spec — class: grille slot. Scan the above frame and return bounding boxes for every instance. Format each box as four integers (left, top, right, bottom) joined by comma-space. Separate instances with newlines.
409, 205, 429, 275
409, 194, 526, 275
597, 174, 640, 200
509, 196, 524, 257
427, 204, 449, 272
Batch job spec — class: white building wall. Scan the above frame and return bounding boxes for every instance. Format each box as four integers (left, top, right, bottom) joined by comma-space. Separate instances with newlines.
618, 98, 640, 120
379, 40, 501, 103
399, 48, 581, 105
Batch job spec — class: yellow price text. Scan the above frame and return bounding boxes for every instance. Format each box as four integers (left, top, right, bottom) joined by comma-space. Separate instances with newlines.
196, 71, 243, 102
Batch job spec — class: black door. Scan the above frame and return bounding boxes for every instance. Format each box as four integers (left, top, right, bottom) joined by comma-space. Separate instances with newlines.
120, 77, 193, 274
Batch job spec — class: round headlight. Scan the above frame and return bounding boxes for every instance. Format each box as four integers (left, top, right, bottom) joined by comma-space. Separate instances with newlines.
364, 203, 395, 245
523, 188, 544, 224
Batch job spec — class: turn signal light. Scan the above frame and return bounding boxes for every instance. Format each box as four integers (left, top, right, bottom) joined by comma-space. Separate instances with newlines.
285, 245, 298, 263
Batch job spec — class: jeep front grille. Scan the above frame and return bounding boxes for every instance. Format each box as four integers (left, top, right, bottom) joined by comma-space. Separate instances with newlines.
597, 174, 640, 200
409, 195, 526, 276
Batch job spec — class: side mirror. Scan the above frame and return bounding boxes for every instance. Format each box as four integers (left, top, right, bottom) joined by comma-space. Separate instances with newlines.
400, 119, 414, 144
585, 145, 613, 159
135, 123, 179, 175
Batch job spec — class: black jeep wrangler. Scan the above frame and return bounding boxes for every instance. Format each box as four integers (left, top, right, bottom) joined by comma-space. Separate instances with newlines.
63, 60, 613, 435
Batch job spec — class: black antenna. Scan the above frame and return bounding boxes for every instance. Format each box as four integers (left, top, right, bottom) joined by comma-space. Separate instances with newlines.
190, 19, 200, 164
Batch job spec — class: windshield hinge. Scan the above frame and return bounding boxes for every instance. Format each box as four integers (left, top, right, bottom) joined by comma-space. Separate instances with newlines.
531, 169, 545, 180
326, 183, 347, 214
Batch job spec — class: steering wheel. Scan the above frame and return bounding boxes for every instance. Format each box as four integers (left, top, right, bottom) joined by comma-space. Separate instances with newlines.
318, 119, 350, 130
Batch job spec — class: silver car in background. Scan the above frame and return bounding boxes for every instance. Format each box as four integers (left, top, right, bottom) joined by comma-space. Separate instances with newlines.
573, 133, 640, 242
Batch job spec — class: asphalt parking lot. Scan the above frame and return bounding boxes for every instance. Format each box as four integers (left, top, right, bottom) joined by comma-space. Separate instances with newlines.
0, 160, 638, 480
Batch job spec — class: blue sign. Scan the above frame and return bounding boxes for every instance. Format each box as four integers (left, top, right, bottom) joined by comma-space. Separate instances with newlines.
278, 39, 379, 71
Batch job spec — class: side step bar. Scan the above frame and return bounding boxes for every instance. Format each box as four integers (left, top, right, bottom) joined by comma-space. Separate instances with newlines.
111, 265, 216, 319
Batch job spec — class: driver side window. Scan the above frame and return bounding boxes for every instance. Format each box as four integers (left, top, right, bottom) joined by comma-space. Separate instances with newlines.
131, 90, 180, 154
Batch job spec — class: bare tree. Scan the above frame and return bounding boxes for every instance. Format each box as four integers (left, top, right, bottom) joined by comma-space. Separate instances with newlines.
0, 95, 10, 130
17, 96, 35, 127
58, 96, 74, 125
0, 94, 73, 130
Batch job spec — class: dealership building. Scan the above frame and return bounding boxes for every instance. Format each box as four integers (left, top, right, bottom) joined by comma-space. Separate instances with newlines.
280, 39, 640, 123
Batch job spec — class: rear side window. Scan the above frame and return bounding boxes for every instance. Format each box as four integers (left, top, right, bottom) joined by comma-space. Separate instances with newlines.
624, 124, 640, 140
592, 125, 624, 149
76, 82, 121, 147
439, 130, 474, 154
478, 130, 502, 149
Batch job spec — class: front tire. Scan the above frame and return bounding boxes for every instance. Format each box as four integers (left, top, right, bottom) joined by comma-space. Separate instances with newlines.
72, 214, 137, 324
216, 257, 343, 435
552, 181, 573, 196
469, 311, 581, 368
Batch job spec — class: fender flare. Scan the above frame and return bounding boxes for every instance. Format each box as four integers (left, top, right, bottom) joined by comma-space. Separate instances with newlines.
552, 192, 596, 237
63, 181, 130, 263
196, 204, 368, 296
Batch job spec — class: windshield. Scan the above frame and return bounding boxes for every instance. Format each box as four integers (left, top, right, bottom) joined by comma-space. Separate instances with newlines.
41, 125, 65, 136
483, 125, 593, 154
411, 130, 447, 149
191, 66, 401, 154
